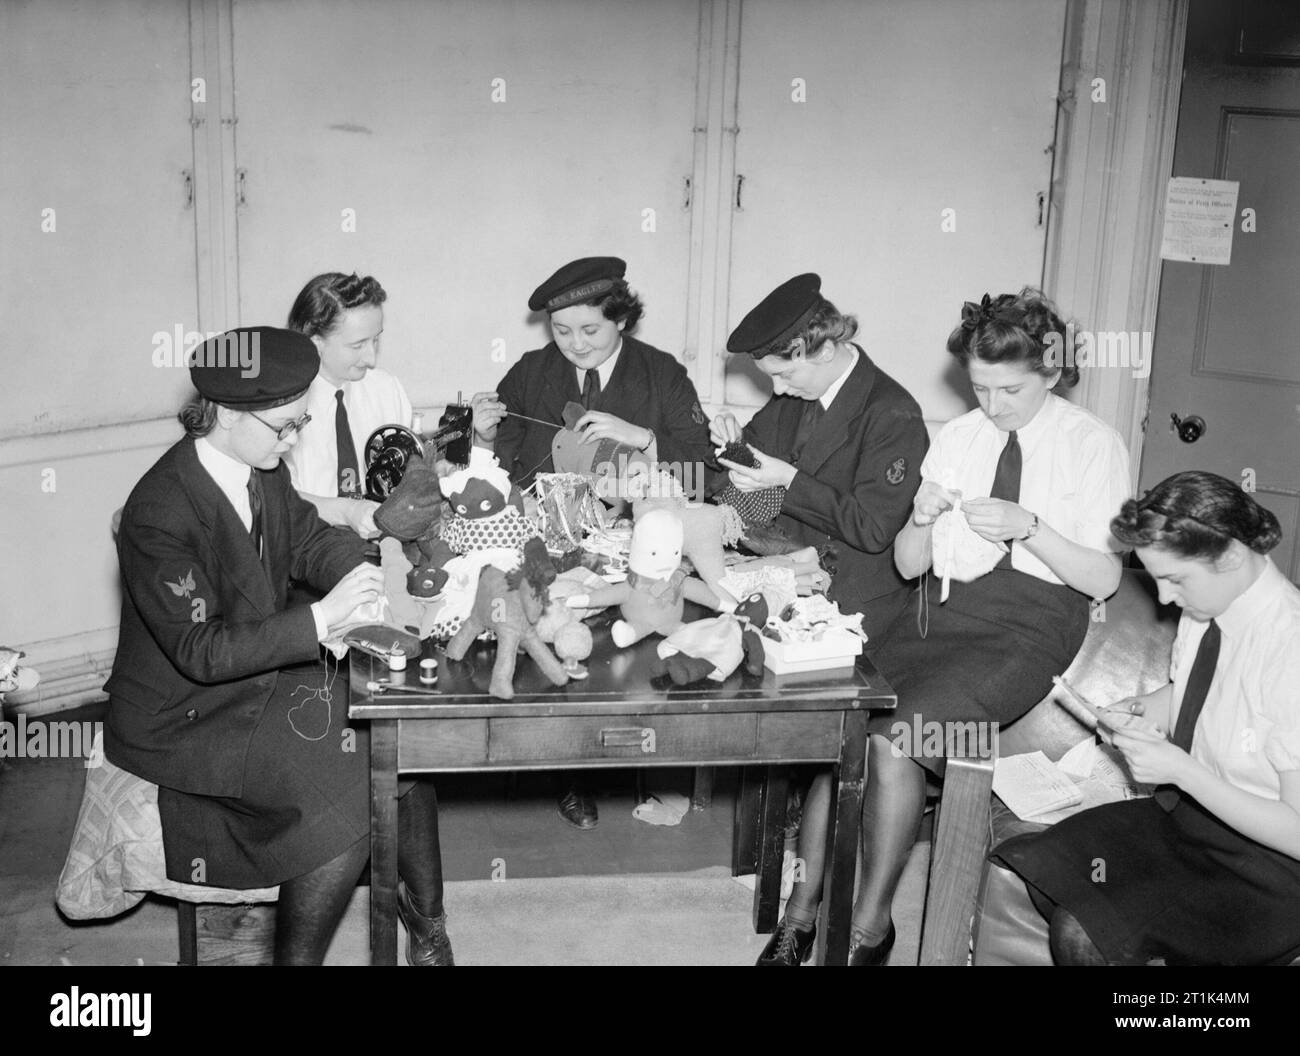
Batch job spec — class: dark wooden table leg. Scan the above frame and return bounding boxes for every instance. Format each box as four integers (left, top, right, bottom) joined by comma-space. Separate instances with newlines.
732, 766, 760, 878
752, 765, 789, 934
819, 710, 868, 965
691, 766, 714, 811
369, 718, 399, 966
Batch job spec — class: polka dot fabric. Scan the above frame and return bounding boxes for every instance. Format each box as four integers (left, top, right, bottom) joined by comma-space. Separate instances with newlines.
441, 508, 541, 555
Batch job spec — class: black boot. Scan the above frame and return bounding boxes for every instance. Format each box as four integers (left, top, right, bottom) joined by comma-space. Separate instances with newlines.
395, 880, 454, 966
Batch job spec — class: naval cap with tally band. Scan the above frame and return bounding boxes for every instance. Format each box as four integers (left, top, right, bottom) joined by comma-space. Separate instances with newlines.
726, 273, 827, 358
189, 326, 318, 410
529, 256, 628, 313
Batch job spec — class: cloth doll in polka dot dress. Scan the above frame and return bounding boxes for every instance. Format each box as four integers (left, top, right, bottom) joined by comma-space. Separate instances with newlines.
438, 447, 541, 569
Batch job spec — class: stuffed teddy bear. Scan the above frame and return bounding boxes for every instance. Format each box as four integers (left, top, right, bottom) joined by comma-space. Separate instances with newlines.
565, 508, 721, 647
372, 449, 457, 599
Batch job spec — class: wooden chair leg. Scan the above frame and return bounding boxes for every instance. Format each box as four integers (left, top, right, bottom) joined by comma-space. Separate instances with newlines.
691, 766, 714, 811
919, 754, 996, 965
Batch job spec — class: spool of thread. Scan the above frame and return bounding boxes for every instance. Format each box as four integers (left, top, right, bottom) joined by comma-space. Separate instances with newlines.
388, 649, 407, 672
419, 658, 438, 685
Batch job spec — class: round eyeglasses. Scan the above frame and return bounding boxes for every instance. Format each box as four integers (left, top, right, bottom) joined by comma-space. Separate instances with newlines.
249, 411, 312, 441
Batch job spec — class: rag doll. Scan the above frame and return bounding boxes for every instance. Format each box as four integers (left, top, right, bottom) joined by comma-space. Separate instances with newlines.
623, 463, 743, 606
439, 446, 540, 570
651, 590, 775, 686
565, 508, 720, 647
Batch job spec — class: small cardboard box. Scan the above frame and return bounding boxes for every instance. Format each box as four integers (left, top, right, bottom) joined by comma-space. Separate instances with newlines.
761, 628, 864, 675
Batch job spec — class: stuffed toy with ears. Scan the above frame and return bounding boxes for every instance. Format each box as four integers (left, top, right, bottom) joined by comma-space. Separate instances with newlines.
372, 450, 457, 598
564, 508, 720, 647
443, 538, 569, 700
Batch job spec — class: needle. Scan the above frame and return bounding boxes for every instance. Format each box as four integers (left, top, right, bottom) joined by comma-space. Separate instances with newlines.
505, 411, 562, 429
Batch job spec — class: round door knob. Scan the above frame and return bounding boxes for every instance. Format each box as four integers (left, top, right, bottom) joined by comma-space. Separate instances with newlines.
1169, 412, 1206, 444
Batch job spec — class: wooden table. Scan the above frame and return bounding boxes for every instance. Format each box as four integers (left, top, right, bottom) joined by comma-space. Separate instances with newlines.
349, 622, 896, 965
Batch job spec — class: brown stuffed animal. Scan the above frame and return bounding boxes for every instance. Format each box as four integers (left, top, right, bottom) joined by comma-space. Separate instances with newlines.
443, 538, 568, 699
372, 450, 456, 598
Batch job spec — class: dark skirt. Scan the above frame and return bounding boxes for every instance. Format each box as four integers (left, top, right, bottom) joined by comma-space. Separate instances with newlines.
158, 658, 370, 889
865, 568, 1089, 772
991, 796, 1300, 965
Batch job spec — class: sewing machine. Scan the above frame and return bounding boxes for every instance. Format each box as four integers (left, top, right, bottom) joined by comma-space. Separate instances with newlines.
363, 400, 473, 500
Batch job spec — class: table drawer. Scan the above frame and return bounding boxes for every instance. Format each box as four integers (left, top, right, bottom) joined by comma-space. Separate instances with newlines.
488, 712, 758, 764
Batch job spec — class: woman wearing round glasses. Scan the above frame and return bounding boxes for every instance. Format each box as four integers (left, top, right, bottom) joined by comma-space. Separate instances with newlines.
104, 328, 451, 965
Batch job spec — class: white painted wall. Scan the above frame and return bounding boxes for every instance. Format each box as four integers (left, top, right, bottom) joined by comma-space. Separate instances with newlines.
1, 0, 1066, 655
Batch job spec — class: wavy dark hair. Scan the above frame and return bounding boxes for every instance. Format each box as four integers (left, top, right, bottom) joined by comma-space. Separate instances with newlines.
557, 278, 644, 332
770, 297, 859, 360
1110, 471, 1282, 561
287, 272, 387, 338
178, 395, 219, 438
946, 287, 1080, 388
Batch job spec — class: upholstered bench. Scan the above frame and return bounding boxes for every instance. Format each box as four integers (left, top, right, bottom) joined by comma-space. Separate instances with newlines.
919, 568, 1179, 964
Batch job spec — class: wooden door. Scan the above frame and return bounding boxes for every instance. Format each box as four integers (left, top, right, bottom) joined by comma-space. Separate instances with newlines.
1141, 0, 1300, 581
229, 0, 700, 410
722, 0, 1065, 422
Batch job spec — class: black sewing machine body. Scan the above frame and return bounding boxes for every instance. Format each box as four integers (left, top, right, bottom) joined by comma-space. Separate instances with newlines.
363, 403, 473, 500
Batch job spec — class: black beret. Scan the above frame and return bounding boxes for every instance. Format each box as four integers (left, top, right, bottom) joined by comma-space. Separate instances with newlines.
189, 326, 318, 410
529, 256, 627, 313
726, 273, 827, 358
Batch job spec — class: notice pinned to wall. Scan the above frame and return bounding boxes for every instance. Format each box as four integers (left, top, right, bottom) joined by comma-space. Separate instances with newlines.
1159, 177, 1240, 265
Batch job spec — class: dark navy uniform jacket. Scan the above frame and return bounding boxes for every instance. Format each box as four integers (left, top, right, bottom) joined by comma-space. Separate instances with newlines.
104, 438, 366, 798
740, 346, 929, 639
492, 335, 715, 492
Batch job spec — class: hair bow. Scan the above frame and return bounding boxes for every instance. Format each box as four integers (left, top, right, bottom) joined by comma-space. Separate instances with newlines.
960, 293, 995, 331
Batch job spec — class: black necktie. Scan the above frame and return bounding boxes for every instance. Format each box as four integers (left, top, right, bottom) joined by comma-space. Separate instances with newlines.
581, 368, 601, 410
335, 390, 361, 497
791, 399, 824, 463
246, 469, 264, 557
990, 430, 1021, 568
1154, 619, 1221, 811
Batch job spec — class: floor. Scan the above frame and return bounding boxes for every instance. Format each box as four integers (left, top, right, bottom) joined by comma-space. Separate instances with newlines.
0, 702, 931, 966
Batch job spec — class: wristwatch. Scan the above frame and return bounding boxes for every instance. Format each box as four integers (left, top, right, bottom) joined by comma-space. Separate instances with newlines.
638, 428, 656, 453
1019, 513, 1040, 541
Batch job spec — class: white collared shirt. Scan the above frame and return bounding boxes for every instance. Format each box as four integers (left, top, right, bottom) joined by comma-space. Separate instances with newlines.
575, 339, 623, 398
284, 368, 412, 497
194, 436, 329, 641
920, 393, 1132, 585
1171, 558, 1300, 801
195, 436, 254, 531
818, 344, 859, 411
